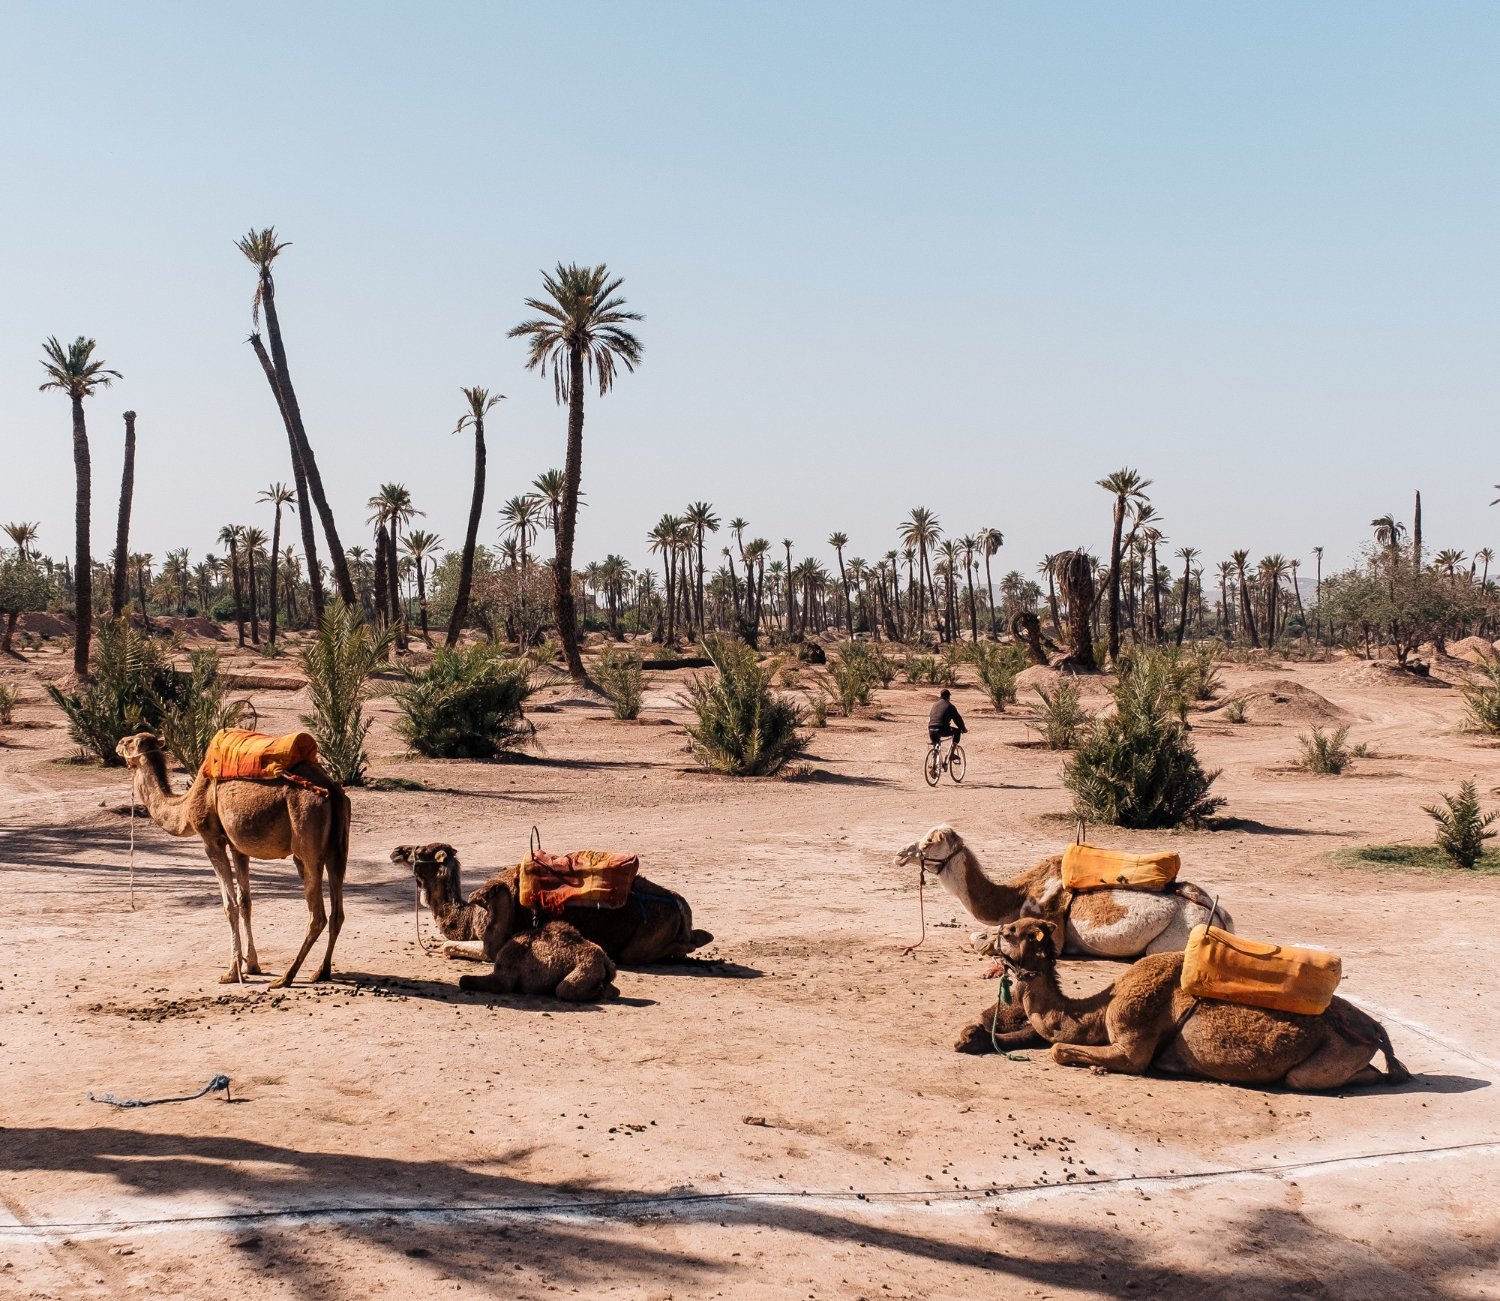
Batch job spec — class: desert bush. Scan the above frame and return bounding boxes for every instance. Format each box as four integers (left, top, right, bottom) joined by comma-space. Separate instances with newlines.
1184, 644, 1222, 701
45, 620, 181, 764
1029, 681, 1089, 750
300, 602, 392, 783
682, 635, 806, 776
159, 649, 249, 770
1462, 660, 1500, 736
903, 652, 953, 686
779, 663, 802, 689
809, 693, 829, 727
1221, 697, 1248, 724
1116, 645, 1190, 720
1063, 651, 1223, 828
1423, 780, 1499, 868
1297, 725, 1352, 775
394, 643, 533, 759
0, 683, 16, 725
595, 646, 644, 720
830, 647, 877, 715
973, 642, 1029, 711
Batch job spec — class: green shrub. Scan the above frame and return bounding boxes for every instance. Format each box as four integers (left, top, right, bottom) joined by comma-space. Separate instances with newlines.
1030, 681, 1089, 750
1423, 780, 1499, 868
1184, 644, 1222, 701
159, 649, 249, 769
0, 682, 16, 725
903, 653, 953, 686
1115, 645, 1190, 721
809, 693, 829, 727
682, 635, 806, 776
595, 646, 644, 720
973, 643, 1029, 711
1297, 725, 1351, 775
1462, 660, 1500, 736
779, 663, 802, 689
394, 643, 533, 758
830, 647, 877, 715
45, 620, 181, 764
1221, 697, 1248, 724
1063, 651, 1223, 828
299, 602, 392, 783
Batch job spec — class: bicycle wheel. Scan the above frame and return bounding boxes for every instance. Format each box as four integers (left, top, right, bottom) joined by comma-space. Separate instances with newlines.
948, 743, 966, 784
923, 745, 942, 787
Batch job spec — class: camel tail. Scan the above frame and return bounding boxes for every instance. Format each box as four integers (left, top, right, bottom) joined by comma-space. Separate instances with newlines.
1375, 1022, 1411, 1086
332, 788, 352, 882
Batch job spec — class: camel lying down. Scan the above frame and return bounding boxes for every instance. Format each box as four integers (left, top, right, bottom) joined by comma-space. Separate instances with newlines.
460, 921, 617, 1002
996, 918, 1409, 1090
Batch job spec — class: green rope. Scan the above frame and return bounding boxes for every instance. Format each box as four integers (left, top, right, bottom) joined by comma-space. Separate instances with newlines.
990, 969, 1028, 1061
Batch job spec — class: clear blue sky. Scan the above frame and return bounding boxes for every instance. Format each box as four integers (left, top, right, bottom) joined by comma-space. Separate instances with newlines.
3, 2, 1497, 581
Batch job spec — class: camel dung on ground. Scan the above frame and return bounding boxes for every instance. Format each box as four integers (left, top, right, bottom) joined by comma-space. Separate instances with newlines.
996, 918, 1408, 1090
116, 732, 350, 987
894, 825, 1231, 959
458, 920, 617, 1002
392, 842, 712, 964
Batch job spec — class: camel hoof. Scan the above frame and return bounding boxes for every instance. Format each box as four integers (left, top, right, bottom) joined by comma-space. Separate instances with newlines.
268, 975, 292, 990
219, 969, 243, 985
245, 962, 263, 976
311, 968, 332, 983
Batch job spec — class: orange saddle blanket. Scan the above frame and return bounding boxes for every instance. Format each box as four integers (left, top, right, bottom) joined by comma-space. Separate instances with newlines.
203, 728, 319, 782
518, 849, 639, 912
1180, 924, 1342, 1016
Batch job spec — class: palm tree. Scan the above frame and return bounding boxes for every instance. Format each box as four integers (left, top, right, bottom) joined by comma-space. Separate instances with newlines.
1216, 560, 1235, 641
110, 411, 138, 619
402, 529, 443, 645
1477, 547, 1494, 591
1052, 550, 1098, 668
237, 229, 354, 608
447, 387, 504, 646
1434, 548, 1466, 578
938, 539, 962, 640
1231, 549, 1259, 648
961, 536, 980, 642
827, 531, 852, 636
242, 527, 269, 644
499, 494, 544, 574
898, 508, 941, 639
648, 515, 682, 643
1174, 547, 1199, 645
218, 525, 247, 646
4, 522, 39, 560
684, 502, 719, 638
976, 527, 1002, 639
509, 262, 643, 681
1312, 545, 1324, 643
1097, 468, 1152, 662
1258, 555, 1289, 646
257, 483, 296, 647
531, 468, 568, 535
280, 547, 302, 625
1371, 513, 1406, 561
368, 483, 421, 642
39, 337, 120, 677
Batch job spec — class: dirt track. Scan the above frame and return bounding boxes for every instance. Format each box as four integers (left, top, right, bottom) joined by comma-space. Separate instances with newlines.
3, 645, 1499, 1299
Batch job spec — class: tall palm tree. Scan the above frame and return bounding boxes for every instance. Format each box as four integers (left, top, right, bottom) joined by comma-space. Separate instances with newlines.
1174, 547, 1199, 645
218, 525, 247, 646
961, 536, 980, 642
1312, 545, 1324, 644
898, 508, 941, 639
402, 529, 443, 645
975, 527, 1002, 639
1052, 550, 1098, 668
236, 229, 354, 608
509, 262, 643, 681
531, 468, 567, 535
1370, 513, 1406, 562
111, 411, 137, 619
648, 515, 682, 643
1216, 560, 1235, 641
39, 336, 120, 677
1258, 555, 1289, 646
257, 483, 296, 647
499, 494, 544, 574
684, 502, 719, 638
1230, 549, 1259, 648
937, 539, 962, 641
1097, 468, 1151, 662
1433, 548, 1466, 578
1477, 547, 1494, 590
447, 387, 504, 646
4, 522, 39, 560
242, 527, 269, 644
1037, 554, 1060, 635
827, 531, 852, 637
368, 483, 420, 642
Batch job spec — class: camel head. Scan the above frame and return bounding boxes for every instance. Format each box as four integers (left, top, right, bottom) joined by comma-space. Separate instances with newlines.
391, 843, 462, 910
996, 917, 1062, 979
116, 732, 166, 769
893, 824, 966, 879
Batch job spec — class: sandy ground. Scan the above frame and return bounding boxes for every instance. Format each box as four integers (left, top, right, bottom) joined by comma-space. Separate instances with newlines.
3, 641, 1500, 1300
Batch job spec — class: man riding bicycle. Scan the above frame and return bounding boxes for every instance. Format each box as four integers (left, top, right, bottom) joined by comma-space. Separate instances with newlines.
928, 689, 966, 755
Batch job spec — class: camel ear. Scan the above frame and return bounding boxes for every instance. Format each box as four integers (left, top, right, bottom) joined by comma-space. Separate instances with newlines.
434, 848, 447, 863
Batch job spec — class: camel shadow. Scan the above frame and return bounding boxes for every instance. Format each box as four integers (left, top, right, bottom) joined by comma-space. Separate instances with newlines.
634, 958, 764, 979
332, 971, 654, 1011
1382, 1073, 1491, 1096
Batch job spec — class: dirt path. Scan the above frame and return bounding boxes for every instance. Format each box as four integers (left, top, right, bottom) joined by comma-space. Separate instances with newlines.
2, 647, 1499, 1298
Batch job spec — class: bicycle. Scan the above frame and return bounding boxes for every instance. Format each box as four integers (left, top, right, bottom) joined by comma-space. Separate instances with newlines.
923, 734, 966, 786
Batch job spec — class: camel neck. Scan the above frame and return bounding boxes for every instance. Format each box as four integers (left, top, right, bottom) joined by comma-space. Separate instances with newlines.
941, 849, 1026, 925
1016, 963, 1112, 1042
134, 752, 197, 837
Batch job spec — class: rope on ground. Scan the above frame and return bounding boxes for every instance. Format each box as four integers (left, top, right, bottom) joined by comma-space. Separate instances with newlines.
88, 1074, 232, 1108
128, 791, 137, 911
900, 869, 926, 955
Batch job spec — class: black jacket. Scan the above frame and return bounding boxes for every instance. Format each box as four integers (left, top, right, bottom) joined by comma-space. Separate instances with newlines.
928, 700, 965, 734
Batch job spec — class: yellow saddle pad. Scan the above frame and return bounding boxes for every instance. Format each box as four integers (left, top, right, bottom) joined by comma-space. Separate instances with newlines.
1061, 843, 1180, 891
203, 728, 319, 782
1181, 924, 1341, 1016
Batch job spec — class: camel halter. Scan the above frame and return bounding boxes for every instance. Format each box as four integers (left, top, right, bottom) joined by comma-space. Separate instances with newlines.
413, 877, 443, 955
900, 845, 964, 956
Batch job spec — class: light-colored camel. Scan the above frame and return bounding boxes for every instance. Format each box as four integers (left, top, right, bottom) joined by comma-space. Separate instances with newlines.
995, 917, 1408, 1089
117, 732, 350, 987
894, 825, 1231, 957
459, 920, 617, 1002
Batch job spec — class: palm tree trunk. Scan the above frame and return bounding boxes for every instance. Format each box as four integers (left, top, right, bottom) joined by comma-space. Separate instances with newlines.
111, 411, 135, 619
387, 519, 405, 650
551, 348, 588, 678
1175, 559, 1191, 646
254, 278, 356, 607
446, 417, 486, 647
70, 394, 92, 677
247, 551, 260, 644
228, 542, 245, 646
267, 506, 282, 648
136, 561, 152, 635
1106, 497, 1125, 662
250, 334, 325, 619
415, 560, 431, 644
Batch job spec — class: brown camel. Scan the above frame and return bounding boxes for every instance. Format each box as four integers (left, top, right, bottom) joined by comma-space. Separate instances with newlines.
116, 732, 350, 987
995, 917, 1409, 1090
895, 825, 1232, 957
392, 842, 712, 964
459, 920, 617, 1002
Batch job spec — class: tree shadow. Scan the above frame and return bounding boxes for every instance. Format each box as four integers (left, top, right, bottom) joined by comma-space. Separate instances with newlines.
634, 958, 764, 979
1204, 817, 1343, 837
786, 769, 893, 787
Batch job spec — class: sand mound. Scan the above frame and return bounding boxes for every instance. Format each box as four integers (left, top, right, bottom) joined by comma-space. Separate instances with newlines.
1449, 636, 1497, 665
1013, 665, 1112, 701
1326, 659, 1450, 690
15, 612, 73, 638
1213, 678, 1348, 724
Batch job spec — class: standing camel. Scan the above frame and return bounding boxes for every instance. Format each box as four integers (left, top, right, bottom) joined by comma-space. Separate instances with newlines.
116, 732, 350, 986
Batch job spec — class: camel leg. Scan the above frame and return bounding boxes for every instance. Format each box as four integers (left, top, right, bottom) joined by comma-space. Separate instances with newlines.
1282, 1037, 1379, 1091
442, 941, 488, 961
312, 848, 345, 983
201, 837, 246, 985
555, 966, 611, 1002
458, 968, 515, 995
230, 849, 262, 975
1051, 1034, 1159, 1075
271, 856, 326, 989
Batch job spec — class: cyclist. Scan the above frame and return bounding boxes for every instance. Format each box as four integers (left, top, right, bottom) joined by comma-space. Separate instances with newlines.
927, 689, 966, 767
